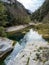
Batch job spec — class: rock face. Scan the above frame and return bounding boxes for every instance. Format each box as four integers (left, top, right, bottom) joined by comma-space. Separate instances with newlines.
0, 37, 14, 58
5, 29, 49, 65
31, 0, 49, 22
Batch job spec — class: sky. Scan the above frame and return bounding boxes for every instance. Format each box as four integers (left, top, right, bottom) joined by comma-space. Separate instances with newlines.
17, 0, 45, 12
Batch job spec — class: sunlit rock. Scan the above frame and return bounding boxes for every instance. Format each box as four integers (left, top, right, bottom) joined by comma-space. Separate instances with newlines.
0, 37, 13, 58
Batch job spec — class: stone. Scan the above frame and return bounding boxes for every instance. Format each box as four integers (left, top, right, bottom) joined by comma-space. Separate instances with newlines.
0, 37, 14, 58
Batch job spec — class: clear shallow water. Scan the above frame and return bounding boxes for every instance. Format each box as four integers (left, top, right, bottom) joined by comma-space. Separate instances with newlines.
4, 42, 23, 64
4, 29, 47, 65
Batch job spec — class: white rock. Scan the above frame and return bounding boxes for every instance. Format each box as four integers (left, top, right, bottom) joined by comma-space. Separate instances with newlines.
0, 37, 14, 58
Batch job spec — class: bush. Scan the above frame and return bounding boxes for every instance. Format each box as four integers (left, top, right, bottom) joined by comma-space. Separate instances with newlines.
13, 16, 30, 25
0, 27, 7, 37
0, 2, 8, 26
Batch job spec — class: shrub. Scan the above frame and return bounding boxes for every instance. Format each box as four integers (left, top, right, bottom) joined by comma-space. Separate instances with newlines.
0, 27, 6, 37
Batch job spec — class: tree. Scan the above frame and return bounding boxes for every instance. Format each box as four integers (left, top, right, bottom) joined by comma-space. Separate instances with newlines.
0, 27, 6, 37
0, 2, 8, 26
0, 2, 7, 37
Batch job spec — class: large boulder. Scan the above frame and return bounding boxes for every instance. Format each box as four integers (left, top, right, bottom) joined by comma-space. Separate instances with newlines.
0, 37, 14, 59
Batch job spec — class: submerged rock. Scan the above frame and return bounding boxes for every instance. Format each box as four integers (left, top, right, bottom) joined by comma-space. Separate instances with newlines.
0, 37, 14, 59
5, 29, 49, 65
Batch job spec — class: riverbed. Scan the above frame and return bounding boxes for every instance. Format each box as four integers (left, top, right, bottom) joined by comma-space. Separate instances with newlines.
0, 29, 49, 65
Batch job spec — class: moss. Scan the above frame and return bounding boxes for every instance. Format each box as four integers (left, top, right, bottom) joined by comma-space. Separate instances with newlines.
34, 23, 49, 42
0, 61, 5, 65
35, 47, 49, 63
26, 57, 30, 65
12, 41, 17, 46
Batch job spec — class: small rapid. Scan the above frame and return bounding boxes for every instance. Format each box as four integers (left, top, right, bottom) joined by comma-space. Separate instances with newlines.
20, 29, 45, 46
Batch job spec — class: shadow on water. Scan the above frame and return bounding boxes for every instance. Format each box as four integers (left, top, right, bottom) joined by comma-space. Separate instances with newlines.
7, 32, 25, 42
6, 25, 35, 41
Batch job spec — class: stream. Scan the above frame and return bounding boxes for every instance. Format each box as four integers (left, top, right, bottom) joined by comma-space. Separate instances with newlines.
0, 29, 49, 65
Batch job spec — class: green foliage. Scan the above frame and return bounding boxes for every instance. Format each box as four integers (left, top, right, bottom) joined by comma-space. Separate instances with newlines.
0, 27, 6, 37
31, 0, 49, 22
0, 2, 8, 26
0, 2, 8, 37
15, 16, 30, 24
0, 1, 31, 37
5, 1, 31, 25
